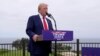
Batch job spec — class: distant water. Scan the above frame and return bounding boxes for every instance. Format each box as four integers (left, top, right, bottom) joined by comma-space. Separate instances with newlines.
0, 37, 24, 43
0, 37, 100, 51
80, 38, 100, 43
0, 37, 100, 43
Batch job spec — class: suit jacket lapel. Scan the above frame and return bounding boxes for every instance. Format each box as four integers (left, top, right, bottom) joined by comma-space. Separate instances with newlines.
37, 15, 44, 29
37, 15, 51, 30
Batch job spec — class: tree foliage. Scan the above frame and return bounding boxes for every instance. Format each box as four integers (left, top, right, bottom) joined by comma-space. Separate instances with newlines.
12, 38, 29, 50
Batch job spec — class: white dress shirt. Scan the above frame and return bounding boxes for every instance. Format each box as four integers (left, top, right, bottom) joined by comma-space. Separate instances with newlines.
39, 13, 49, 30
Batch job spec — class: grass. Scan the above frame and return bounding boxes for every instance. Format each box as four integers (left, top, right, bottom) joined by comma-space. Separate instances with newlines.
0, 49, 62, 56
0, 49, 8, 55
0, 49, 30, 56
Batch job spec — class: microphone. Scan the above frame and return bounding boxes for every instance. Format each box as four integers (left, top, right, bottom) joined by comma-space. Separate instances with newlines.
46, 12, 52, 17
46, 12, 54, 19
46, 12, 57, 30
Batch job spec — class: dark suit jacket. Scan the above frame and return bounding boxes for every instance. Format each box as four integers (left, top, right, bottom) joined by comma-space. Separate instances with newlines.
26, 15, 53, 54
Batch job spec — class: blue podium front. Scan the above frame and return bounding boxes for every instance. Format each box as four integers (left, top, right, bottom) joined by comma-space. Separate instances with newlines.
82, 47, 100, 56
42, 30, 73, 41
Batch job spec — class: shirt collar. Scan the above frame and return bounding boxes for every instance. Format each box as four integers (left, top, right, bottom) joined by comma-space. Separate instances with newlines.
39, 13, 47, 19
39, 13, 43, 19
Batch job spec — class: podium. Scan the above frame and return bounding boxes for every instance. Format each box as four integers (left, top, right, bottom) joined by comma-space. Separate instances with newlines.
82, 47, 100, 56
42, 30, 73, 56
44, 13, 73, 56
42, 30, 73, 41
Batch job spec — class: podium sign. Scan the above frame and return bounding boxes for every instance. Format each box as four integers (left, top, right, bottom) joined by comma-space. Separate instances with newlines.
42, 30, 73, 41
82, 47, 100, 56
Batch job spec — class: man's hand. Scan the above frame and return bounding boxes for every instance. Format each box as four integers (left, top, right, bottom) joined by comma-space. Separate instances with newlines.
37, 35, 43, 41
32, 34, 43, 42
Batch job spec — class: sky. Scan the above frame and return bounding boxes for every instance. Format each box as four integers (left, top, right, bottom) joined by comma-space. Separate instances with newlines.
0, 0, 100, 40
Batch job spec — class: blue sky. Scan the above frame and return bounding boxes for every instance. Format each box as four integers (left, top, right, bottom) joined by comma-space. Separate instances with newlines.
0, 0, 100, 39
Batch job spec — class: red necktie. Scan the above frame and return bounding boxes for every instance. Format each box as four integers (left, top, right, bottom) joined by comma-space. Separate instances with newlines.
43, 17, 48, 30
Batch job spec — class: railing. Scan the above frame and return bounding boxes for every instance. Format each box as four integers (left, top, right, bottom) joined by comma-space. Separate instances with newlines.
0, 39, 100, 56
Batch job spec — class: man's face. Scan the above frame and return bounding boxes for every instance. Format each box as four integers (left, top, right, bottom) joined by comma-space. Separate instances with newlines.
39, 5, 48, 17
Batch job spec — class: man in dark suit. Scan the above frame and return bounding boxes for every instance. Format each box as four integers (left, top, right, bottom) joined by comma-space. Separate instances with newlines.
26, 3, 53, 56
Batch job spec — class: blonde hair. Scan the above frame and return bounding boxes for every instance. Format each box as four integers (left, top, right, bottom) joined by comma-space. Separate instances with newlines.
38, 3, 48, 12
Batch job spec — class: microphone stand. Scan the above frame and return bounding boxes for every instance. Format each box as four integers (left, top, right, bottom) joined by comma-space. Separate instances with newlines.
49, 15, 57, 56
49, 15, 57, 30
